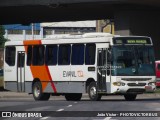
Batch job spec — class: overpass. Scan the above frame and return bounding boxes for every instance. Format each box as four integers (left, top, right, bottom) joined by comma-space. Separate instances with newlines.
1, 0, 160, 24
1, 0, 160, 59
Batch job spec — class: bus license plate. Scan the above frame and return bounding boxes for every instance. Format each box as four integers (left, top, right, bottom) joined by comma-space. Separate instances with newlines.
145, 86, 152, 90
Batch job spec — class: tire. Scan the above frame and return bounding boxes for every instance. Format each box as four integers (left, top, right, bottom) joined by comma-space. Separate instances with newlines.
65, 93, 82, 101
124, 94, 137, 101
88, 82, 102, 101
32, 81, 50, 101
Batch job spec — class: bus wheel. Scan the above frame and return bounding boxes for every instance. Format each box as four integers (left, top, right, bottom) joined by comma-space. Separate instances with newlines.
88, 82, 102, 101
65, 93, 82, 101
124, 94, 137, 101
32, 81, 50, 101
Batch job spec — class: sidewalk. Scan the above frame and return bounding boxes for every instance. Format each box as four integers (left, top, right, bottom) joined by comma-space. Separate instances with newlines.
0, 87, 31, 98
0, 91, 31, 98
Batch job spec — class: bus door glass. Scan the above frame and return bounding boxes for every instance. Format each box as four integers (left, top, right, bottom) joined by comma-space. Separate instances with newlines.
97, 48, 107, 92
17, 51, 25, 92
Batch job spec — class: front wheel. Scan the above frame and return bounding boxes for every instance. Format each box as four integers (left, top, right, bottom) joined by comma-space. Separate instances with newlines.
88, 82, 102, 101
32, 81, 50, 101
124, 94, 137, 101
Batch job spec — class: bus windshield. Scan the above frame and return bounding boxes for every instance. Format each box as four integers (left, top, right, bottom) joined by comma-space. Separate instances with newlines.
111, 46, 155, 76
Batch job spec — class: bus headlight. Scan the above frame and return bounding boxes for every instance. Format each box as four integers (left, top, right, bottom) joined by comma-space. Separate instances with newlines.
113, 82, 125, 86
148, 82, 155, 86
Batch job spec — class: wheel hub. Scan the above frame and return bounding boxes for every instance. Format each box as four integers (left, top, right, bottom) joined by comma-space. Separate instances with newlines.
34, 86, 40, 97
90, 86, 96, 97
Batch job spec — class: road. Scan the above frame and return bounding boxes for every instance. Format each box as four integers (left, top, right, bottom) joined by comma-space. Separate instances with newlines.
0, 94, 160, 120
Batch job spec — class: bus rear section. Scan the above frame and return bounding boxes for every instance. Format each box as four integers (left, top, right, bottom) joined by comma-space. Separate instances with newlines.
3, 33, 156, 101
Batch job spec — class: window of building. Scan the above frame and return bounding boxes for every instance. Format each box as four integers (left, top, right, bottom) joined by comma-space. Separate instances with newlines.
26, 30, 40, 35
5, 46, 16, 66
58, 44, 71, 65
32, 45, 44, 66
45, 45, 57, 65
85, 43, 96, 65
43, 29, 53, 35
8, 30, 23, 34
27, 46, 32, 66
71, 44, 84, 65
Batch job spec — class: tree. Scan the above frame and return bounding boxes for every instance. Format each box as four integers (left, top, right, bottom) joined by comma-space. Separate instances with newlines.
0, 25, 8, 48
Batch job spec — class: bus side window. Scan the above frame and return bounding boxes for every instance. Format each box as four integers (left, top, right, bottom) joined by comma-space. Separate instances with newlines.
32, 45, 45, 66
5, 46, 16, 66
58, 44, 71, 65
85, 43, 96, 65
45, 45, 57, 65
71, 44, 84, 65
27, 46, 32, 66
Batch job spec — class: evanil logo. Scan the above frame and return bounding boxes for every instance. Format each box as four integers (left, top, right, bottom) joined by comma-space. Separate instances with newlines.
63, 71, 83, 77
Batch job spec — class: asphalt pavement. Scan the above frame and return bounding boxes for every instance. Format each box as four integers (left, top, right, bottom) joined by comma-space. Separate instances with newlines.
0, 90, 160, 99
0, 88, 160, 120
0, 92, 160, 120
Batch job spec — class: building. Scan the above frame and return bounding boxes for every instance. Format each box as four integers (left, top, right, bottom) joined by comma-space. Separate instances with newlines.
3, 23, 41, 41
3, 21, 96, 41
42, 21, 96, 37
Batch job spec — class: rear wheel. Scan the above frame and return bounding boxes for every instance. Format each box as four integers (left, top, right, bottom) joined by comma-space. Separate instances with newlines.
124, 94, 137, 101
65, 93, 82, 101
88, 82, 102, 101
32, 81, 50, 101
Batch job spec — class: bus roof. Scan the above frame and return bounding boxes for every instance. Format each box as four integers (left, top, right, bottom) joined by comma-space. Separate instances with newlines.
5, 32, 152, 46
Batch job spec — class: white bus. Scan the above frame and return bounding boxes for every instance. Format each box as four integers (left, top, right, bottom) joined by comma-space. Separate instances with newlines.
4, 33, 156, 101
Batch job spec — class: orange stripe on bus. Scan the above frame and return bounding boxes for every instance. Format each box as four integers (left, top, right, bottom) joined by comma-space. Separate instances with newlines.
23, 40, 57, 92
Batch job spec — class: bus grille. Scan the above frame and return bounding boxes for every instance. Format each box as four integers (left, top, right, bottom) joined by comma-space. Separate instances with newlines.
127, 83, 146, 86
122, 78, 151, 81
127, 88, 145, 93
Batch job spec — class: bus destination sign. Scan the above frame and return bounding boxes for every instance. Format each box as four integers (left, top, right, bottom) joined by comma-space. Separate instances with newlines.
113, 37, 151, 45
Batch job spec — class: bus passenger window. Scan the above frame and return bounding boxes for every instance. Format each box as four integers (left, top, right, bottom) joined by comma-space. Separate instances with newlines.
5, 46, 16, 66
27, 46, 32, 66
33, 45, 44, 66
45, 45, 57, 65
58, 45, 71, 65
85, 44, 96, 65
71, 44, 84, 65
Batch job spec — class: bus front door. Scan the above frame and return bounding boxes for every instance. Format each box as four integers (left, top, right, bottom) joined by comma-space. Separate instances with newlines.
17, 52, 25, 92
97, 48, 107, 92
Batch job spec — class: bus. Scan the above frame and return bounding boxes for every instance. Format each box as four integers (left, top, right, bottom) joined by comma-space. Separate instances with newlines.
4, 33, 156, 101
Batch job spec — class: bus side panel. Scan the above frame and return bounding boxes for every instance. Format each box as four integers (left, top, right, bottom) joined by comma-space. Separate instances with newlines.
4, 45, 33, 93
24, 65, 33, 93
44, 81, 86, 93
48, 66, 71, 82
71, 65, 96, 82
47, 65, 86, 93
24, 82, 32, 93
4, 46, 20, 92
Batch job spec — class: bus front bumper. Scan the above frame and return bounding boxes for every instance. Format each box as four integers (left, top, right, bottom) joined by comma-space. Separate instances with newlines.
113, 83, 156, 94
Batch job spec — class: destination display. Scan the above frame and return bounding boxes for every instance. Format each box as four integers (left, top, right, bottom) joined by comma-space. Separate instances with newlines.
113, 37, 152, 45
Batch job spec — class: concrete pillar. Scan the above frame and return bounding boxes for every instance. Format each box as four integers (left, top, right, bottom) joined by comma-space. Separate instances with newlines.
4, 30, 8, 39
40, 27, 44, 39
114, 11, 160, 60
23, 30, 26, 40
